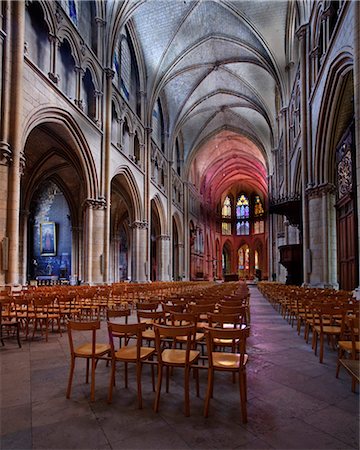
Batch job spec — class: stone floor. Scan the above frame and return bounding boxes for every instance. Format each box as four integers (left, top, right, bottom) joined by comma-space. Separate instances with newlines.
1, 286, 359, 450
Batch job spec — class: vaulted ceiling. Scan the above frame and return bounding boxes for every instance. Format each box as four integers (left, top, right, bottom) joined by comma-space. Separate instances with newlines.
112, 0, 297, 201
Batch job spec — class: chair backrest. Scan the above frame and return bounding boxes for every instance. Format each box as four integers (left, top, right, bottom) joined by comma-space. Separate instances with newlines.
205, 326, 248, 366
136, 301, 159, 312
154, 323, 197, 363
207, 312, 244, 328
107, 322, 147, 356
161, 303, 184, 314
106, 308, 131, 322
188, 303, 216, 315
67, 320, 101, 356
170, 311, 198, 326
136, 309, 165, 325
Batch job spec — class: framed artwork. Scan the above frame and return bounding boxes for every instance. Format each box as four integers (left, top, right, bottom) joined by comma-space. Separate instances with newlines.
40, 222, 56, 256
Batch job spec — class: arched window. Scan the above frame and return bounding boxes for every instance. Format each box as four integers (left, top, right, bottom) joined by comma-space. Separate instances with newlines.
254, 195, 264, 216
77, 1, 97, 54
176, 138, 181, 175
113, 29, 141, 117
134, 133, 140, 165
82, 69, 96, 121
58, 39, 76, 100
222, 196, 231, 218
153, 98, 165, 152
254, 195, 264, 234
25, 1, 50, 74
236, 194, 249, 235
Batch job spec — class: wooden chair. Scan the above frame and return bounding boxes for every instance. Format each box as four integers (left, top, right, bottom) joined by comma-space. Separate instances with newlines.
153, 323, 200, 416
204, 326, 249, 423
136, 310, 166, 345
66, 320, 111, 402
0, 297, 21, 348
107, 322, 156, 407
312, 305, 346, 363
336, 316, 360, 392
106, 307, 131, 347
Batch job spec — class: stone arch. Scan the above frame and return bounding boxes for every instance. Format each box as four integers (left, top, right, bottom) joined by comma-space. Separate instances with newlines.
57, 26, 81, 65
111, 165, 143, 223
21, 107, 99, 200
151, 194, 167, 235
314, 52, 353, 185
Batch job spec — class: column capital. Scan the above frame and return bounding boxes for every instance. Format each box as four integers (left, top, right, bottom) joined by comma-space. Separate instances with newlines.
306, 183, 336, 199
95, 17, 106, 26
83, 197, 107, 210
295, 23, 308, 41
157, 234, 170, 241
0, 142, 12, 166
131, 220, 148, 229
105, 68, 115, 79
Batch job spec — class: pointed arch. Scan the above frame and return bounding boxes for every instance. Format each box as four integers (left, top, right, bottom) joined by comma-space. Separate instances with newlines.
111, 165, 143, 222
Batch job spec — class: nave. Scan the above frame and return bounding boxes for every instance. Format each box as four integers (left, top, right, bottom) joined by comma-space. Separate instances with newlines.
1, 286, 358, 450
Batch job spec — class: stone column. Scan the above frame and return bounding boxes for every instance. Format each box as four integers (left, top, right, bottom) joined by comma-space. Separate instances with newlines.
71, 226, 81, 283
83, 198, 106, 284
157, 234, 171, 281
19, 209, 29, 284
48, 34, 59, 84
94, 17, 105, 63
144, 127, 152, 281
102, 68, 114, 283
74, 66, 85, 109
6, 1, 25, 285
183, 182, 190, 280
131, 220, 148, 282
296, 24, 310, 284
177, 242, 184, 280
307, 184, 337, 288
0, 2, 11, 286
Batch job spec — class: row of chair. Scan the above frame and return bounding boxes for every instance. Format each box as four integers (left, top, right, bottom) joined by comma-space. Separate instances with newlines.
258, 282, 359, 392
66, 283, 250, 422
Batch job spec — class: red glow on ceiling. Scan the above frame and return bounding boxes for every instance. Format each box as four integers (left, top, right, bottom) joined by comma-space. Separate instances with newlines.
190, 131, 268, 204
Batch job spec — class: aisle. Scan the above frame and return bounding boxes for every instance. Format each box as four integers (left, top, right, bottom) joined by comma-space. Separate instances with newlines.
245, 286, 359, 449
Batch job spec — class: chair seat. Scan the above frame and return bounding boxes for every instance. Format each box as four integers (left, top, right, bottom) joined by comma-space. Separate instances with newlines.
212, 352, 248, 369
313, 325, 341, 334
74, 343, 110, 356
161, 348, 199, 365
142, 329, 156, 340
214, 337, 239, 345
338, 340, 360, 352
176, 332, 204, 342
115, 345, 155, 361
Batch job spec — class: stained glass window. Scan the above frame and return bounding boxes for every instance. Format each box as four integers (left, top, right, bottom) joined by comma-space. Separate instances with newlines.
222, 196, 231, 218
222, 222, 231, 235
68, 0, 78, 25
254, 195, 264, 216
237, 194, 249, 219
254, 250, 259, 270
254, 220, 264, 234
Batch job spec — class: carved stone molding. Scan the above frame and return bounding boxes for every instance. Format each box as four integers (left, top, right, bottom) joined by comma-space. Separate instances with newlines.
105, 68, 115, 79
0, 142, 12, 166
306, 183, 336, 199
131, 220, 148, 230
83, 198, 107, 210
157, 234, 170, 241
19, 153, 26, 175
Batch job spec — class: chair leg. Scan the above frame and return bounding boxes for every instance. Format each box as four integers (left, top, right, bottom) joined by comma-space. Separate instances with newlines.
108, 360, 116, 404
319, 334, 324, 363
86, 359, 90, 383
336, 349, 343, 378
66, 357, 75, 399
90, 357, 96, 402
204, 368, 213, 418
154, 364, 163, 413
16, 323, 21, 348
136, 362, 143, 409
184, 366, 190, 417
239, 370, 247, 424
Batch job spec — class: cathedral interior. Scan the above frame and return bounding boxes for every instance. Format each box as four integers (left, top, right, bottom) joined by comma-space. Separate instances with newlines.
0, 2, 360, 450
0, 0, 359, 291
